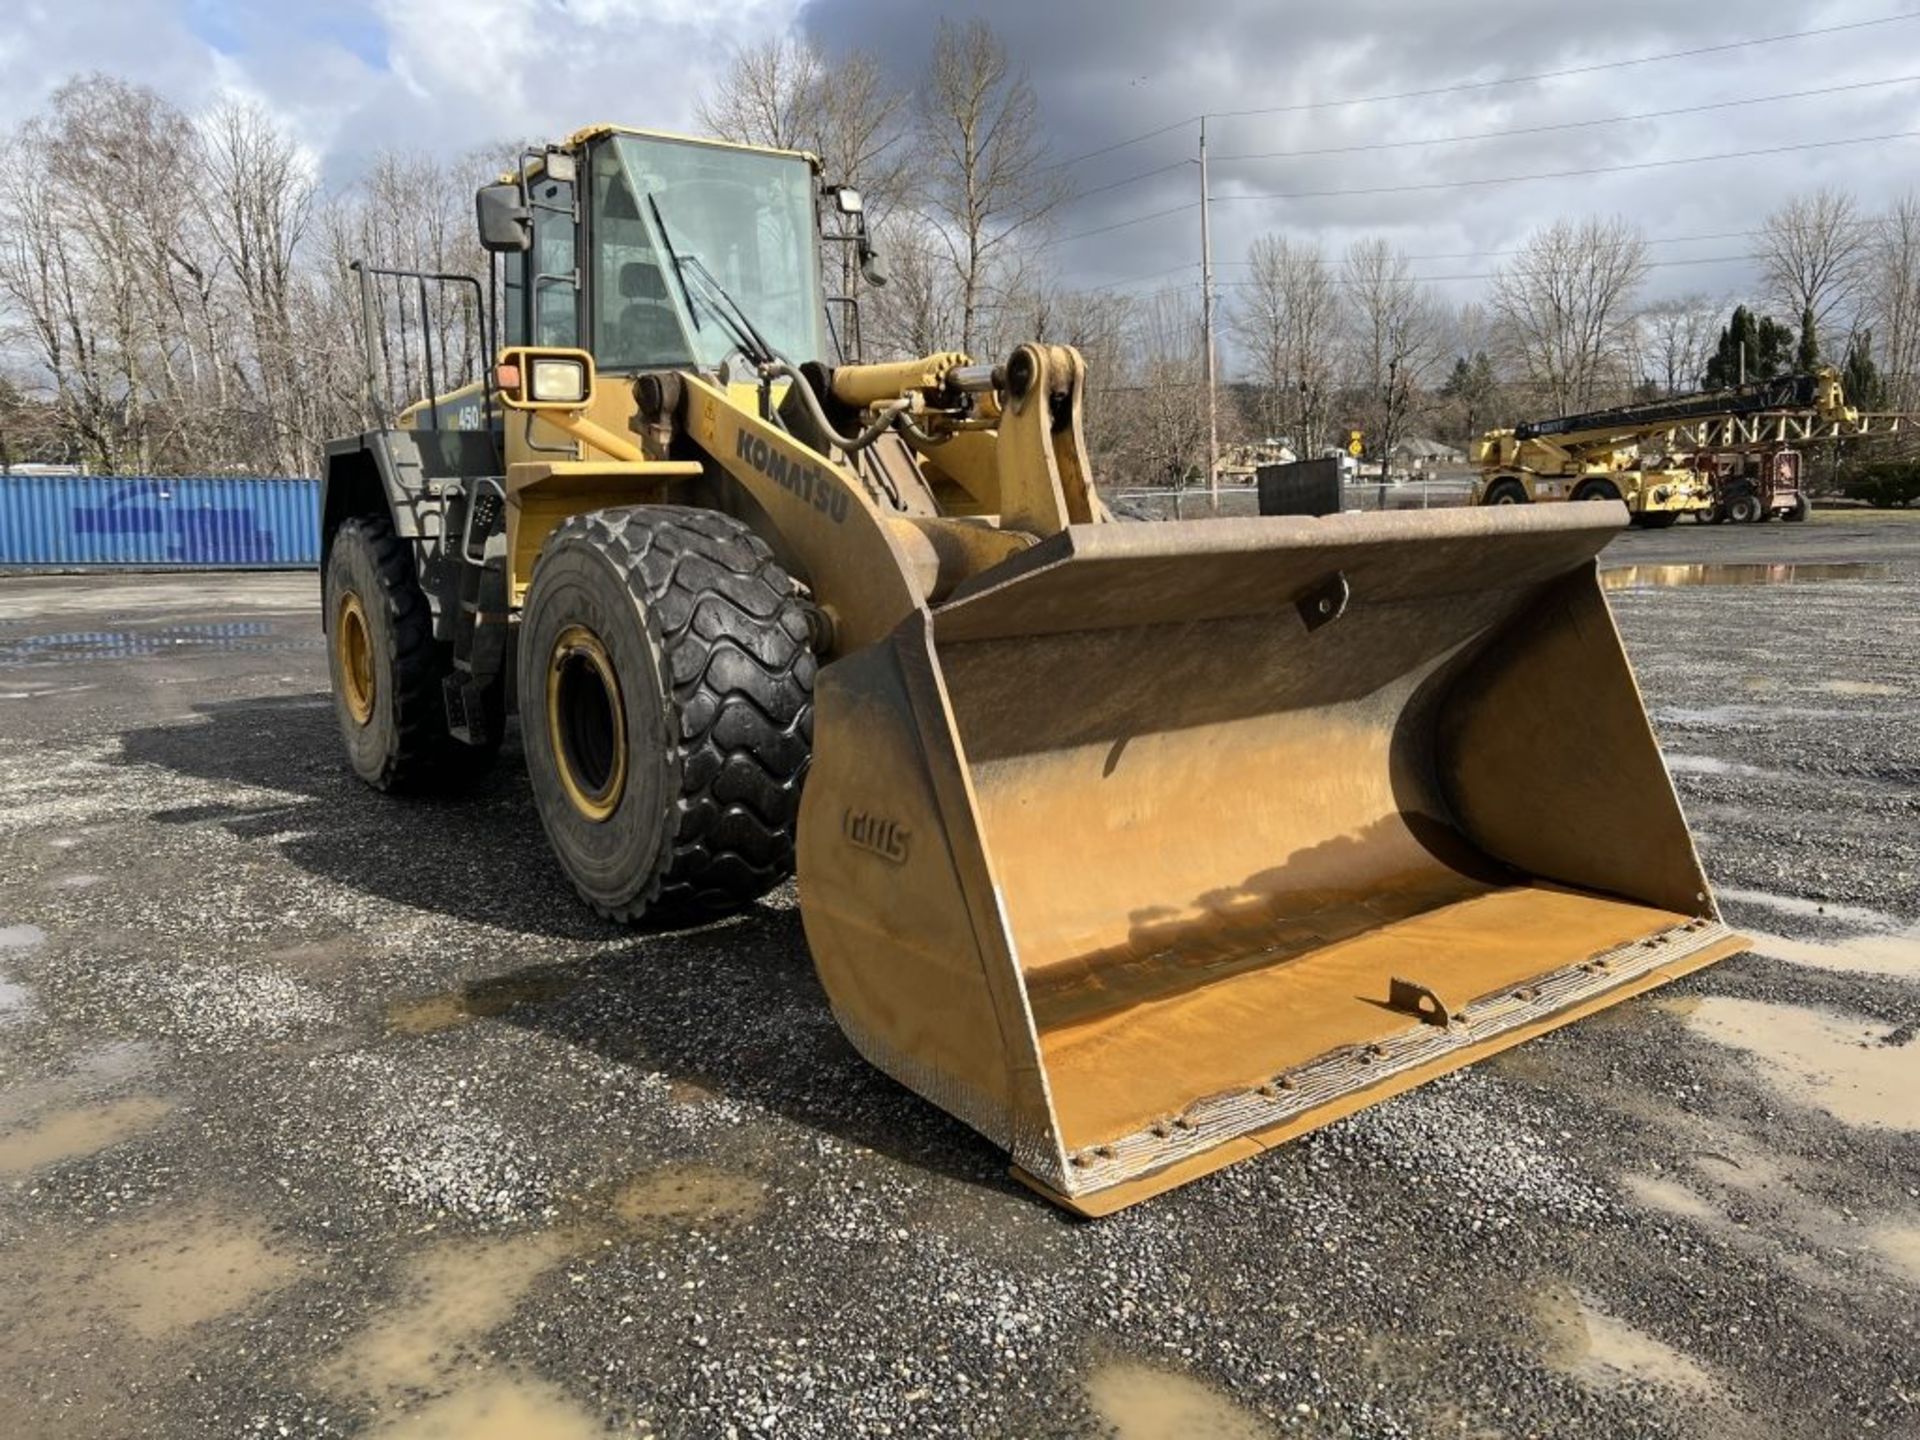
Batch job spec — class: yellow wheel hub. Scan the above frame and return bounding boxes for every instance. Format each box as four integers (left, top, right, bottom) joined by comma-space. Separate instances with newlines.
336, 591, 376, 726
547, 625, 627, 823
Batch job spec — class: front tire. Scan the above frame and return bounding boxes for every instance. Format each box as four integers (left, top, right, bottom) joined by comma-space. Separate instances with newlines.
1727, 491, 1764, 524
1484, 479, 1529, 506
1785, 493, 1811, 523
324, 515, 497, 792
517, 506, 814, 923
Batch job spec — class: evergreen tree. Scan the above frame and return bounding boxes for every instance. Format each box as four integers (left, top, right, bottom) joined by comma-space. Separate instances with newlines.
1440, 350, 1497, 441
1842, 330, 1885, 409
1704, 306, 1795, 388
1796, 305, 1819, 371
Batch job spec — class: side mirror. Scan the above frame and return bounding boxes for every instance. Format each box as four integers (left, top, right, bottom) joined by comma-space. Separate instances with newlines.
860, 246, 888, 288
476, 183, 530, 254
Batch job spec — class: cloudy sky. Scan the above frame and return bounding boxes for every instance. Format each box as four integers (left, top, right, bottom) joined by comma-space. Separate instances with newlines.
3, 0, 1916, 322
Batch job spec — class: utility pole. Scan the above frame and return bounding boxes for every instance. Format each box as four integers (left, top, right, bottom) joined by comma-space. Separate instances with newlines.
1199, 115, 1219, 514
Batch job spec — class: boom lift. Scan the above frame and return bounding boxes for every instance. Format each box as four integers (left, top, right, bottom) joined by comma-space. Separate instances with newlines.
319, 125, 1743, 1214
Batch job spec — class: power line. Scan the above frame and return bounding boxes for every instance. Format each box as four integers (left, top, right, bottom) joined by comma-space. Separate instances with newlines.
1212, 74, 1920, 163
1082, 249, 1788, 301
1218, 129, 1920, 203
1206, 218, 1894, 266
1064, 74, 1920, 208
1042, 200, 1200, 249
1206, 13, 1920, 121
1040, 12, 1919, 174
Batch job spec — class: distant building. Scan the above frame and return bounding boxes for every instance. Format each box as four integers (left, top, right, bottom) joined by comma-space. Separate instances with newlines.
1389, 436, 1465, 466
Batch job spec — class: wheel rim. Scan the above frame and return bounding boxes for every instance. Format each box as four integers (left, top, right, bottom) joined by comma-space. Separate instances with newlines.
1493, 488, 1520, 505
547, 625, 627, 823
336, 591, 376, 727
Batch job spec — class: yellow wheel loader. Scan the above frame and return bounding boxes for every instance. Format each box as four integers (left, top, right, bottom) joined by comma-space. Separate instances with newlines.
320, 126, 1744, 1215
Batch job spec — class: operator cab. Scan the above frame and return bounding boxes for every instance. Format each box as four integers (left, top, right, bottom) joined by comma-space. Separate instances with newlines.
495, 129, 835, 379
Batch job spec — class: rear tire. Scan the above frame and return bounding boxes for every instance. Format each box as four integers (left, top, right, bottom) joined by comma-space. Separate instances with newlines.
517, 506, 814, 923
1484, 479, 1528, 506
1785, 493, 1811, 523
324, 515, 498, 792
1572, 481, 1621, 503
1632, 512, 1680, 529
1727, 491, 1764, 524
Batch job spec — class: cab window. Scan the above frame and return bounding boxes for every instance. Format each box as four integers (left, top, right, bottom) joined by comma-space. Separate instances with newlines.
589, 151, 694, 371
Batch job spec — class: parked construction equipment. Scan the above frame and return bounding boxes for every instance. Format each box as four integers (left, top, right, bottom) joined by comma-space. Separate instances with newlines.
319, 125, 1744, 1214
1471, 370, 1865, 525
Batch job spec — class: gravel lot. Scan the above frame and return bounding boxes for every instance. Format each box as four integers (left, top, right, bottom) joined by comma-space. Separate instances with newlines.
0, 511, 1916, 1439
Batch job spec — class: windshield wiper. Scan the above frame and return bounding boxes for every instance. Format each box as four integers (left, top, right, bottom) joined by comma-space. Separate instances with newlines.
646, 194, 778, 369
645, 194, 702, 337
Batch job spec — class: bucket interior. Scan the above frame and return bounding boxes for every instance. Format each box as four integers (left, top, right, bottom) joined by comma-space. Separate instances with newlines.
931, 515, 1710, 1156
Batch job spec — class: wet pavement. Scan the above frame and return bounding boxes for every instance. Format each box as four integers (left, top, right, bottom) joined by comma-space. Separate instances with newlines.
0, 513, 1917, 1438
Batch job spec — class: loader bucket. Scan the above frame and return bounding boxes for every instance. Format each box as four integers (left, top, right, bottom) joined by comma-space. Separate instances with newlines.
797, 504, 1745, 1215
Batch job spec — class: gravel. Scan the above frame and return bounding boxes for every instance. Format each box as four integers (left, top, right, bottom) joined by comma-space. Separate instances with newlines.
0, 524, 1915, 1439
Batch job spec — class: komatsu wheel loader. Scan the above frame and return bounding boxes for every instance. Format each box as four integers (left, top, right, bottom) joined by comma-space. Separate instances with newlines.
320, 125, 1745, 1215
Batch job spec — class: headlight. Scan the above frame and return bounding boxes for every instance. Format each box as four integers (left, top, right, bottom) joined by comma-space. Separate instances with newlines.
530, 358, 587, 404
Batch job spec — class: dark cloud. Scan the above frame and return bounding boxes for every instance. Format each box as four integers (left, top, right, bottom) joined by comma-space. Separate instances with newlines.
799, 0, 1920, 309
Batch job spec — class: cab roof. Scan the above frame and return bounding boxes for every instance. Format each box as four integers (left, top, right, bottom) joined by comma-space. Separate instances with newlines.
563, 123, 820, 170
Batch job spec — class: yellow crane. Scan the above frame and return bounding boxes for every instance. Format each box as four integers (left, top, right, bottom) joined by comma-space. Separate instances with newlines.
1472, 370, 1860, 525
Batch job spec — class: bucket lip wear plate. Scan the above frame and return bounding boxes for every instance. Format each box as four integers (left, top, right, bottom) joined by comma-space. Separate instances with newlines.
1015, 915, 1745, 1216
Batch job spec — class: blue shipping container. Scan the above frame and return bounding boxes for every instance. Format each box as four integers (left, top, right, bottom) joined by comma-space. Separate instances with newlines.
0, 475, 320, 569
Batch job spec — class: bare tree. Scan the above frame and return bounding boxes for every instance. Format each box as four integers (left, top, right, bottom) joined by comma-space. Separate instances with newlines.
199, 100, 318, 474
1488, 217, 1648, 413
1342, 238, 1444, 468
862, 213, 961, 359
1117, 290, 1209, 489
1862, 195, 1920, 413
1757, 188, 1866, 355
1232, 233, 1339, 456
700, 38, 908, 351
1636, 294, 1720, 396
696, 38, 823, 153
916, 19, 1065, 355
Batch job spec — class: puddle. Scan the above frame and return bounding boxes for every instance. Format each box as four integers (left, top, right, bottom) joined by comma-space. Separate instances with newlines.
387, 970, 583, 1035
1534, 1285, 1719, 1395
0, 923, 47, 951
372, 1373, 607, 1439
0, 1040, 157, 1127
325, 1162, 764, 1416
1654, 703, 1847, 729
1603, 562, 1890, 590
98, 1212, 303, 1339
610, 1164, 765, 1228
0, 622, 320, 667
1743, 928, 1920, 980
1, 1207, 304, 1344
322, 1229, 576, 1402
1714, 887, 1905, 931
1085, 1361, 1275, 1440
1822, 679, 1901, 697
1665, 753, 1767, 778
1622, 1173, 1719, 1224
0, 974, 31, 1027
1687, 997, 1918, 1130
1866, 1221, 1920, 1285
667, 1076, 719, 1106
0, 1095, 174, 1175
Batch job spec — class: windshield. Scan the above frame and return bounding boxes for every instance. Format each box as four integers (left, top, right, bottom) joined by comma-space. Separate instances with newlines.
592, 133, 826, 372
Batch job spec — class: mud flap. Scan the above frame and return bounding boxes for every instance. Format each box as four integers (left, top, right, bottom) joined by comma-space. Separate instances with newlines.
796, 503, 1745, 1214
